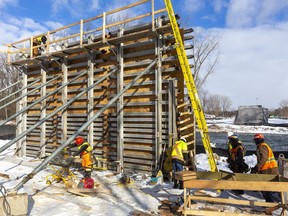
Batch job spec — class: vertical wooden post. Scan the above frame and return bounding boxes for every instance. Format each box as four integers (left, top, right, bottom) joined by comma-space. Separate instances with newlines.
15, 77, 22, 156
102, 12, 106, 43
80, 20, 83, 48
21, 67, 28, 157
30, 36, 33, 59
88, 51, 94, 147
46, 31, 50, 54
168, 80, 178, 146
7, 45, 11, 64
61, 58, 68, 144
151, 0, 155, 31
172, 80, 178, 143
155, 36, 162, 169
117, 27, 124, 173
40, 64, 47, 158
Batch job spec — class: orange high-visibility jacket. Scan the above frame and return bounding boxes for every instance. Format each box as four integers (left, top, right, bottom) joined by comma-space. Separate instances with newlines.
230, 145, 244, 161
256, 142, 277, 171
78, 142, 93, 170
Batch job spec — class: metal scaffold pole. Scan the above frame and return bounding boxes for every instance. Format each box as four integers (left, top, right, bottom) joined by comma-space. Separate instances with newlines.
13, 60, 157, 191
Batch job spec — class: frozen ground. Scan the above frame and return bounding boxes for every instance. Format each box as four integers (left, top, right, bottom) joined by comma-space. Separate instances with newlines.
0, 118, 287, 215
206, 117, 288, 134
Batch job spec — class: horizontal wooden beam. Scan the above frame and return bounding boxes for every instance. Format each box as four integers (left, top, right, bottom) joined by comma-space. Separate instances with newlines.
183, 179, 288, 192
182, 209, 265, 216
189, 196, 278, 208
195, 171, 287, 182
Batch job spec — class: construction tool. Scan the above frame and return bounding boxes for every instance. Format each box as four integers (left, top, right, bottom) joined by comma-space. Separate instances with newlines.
155, 142, 166, 181
164, 0, 218, 172
45, 164, 78, 188
45, 150, 78, 188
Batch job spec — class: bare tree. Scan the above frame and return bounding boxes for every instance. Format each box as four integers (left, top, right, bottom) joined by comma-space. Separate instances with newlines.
220, 95, 232, 117
106, 13, 133, 33
279, 99, 288, 108
275, 99, 288, 118
193, 28, 220, 91
0, 53, 21, 120
205, 93, 232, 117
206, 94, 221, 116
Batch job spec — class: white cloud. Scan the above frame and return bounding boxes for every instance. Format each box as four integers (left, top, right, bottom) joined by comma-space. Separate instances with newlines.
204, 22, 288, 109
50, 0, 85, 18
226, 0, 258, 28
45, 21, 63, 30
183, 0, 205, 13
90, 0, 101, 11
0, 0, 17, 9
212, 0, 228, 13
226, 0, 288, 28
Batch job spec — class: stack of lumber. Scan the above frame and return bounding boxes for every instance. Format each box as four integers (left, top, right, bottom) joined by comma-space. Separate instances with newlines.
174, 171, 197, 181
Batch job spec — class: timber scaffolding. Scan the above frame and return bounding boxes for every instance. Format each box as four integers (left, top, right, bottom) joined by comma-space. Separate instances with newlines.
2, 0, 195, 175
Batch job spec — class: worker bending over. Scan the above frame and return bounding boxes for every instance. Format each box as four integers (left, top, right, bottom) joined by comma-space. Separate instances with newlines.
171, 137, 188, 189
68, 136, 93, 178
227, 134, 249, 195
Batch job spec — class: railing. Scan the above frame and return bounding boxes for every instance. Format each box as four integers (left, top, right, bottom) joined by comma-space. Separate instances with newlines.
2, 0, 166, 64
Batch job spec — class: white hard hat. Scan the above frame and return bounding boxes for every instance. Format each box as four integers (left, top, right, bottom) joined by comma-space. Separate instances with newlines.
180, 137, 187, 142
227, 132, 234, 138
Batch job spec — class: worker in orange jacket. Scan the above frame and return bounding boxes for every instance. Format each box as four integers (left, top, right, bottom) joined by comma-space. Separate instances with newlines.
251, 133, 280, 202
69, 136, 93, 178
171, 137, 188, 189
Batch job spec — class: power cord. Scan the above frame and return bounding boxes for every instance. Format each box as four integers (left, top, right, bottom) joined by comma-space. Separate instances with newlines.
0, 185, 11, 216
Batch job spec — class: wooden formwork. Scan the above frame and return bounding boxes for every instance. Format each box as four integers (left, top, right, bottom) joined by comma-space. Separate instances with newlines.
5, 0, 195, 174
175, 171, 288, 216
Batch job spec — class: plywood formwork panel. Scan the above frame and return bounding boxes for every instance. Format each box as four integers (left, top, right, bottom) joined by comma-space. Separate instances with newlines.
8, 2, 194, 175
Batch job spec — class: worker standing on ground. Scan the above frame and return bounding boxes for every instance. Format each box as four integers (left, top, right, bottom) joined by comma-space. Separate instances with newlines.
227, 134, 249, 195
68, 136, 93, 178
171, 137, 188, 189
251, 133, 280, 202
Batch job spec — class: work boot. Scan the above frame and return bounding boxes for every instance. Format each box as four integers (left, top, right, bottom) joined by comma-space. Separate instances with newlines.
179, 181, 184, 189
232, 190, 244, 195
84, 171, 91, 178
173, 180, 179, 189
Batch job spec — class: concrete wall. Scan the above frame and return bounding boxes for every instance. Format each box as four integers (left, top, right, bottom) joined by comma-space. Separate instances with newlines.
234, 105, 269, 125
0, 124, 16, 139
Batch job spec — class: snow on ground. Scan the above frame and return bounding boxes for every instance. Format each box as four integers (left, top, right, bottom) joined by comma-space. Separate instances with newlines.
206, 117, 288, 134
0, 119, 287, 216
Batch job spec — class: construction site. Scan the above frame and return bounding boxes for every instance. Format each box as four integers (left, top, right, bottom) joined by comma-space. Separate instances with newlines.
0, 0, 288, 215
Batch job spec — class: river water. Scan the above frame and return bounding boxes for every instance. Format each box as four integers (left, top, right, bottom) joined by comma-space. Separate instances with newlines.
196, 132, 288, 157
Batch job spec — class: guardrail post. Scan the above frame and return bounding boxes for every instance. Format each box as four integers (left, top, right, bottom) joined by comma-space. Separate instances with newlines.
102, 12, 106, 43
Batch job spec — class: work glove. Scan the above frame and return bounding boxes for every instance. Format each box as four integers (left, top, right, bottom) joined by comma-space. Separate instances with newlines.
250, 166, 259, 174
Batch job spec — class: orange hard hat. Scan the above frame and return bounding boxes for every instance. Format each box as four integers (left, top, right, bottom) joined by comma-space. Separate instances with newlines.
254, 133, 264, 140
75, 136, 84, 145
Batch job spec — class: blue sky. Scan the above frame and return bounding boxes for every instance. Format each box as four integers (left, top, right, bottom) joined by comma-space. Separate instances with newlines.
1, 0, 288, 109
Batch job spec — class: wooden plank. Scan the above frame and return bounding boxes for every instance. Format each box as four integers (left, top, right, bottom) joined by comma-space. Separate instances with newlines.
182, 209, 267, 216
183, 179, 288, 192
195, 171, 287, 182
0, 173, 9, 179
189, 195, 278, 208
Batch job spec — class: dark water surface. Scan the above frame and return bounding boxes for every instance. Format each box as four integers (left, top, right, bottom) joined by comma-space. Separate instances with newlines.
196, 132, 288, 157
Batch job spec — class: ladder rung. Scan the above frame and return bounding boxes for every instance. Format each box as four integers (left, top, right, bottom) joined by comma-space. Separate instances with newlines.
186, 140, 195, 146
182, 133, 194, 138
179, 123, 194, 131
177, 102, 190, 109
177, 118, 191, 125
178, 111, 192, 117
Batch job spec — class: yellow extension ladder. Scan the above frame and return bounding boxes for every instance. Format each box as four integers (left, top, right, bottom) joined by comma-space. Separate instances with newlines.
163, 0, 218, 172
